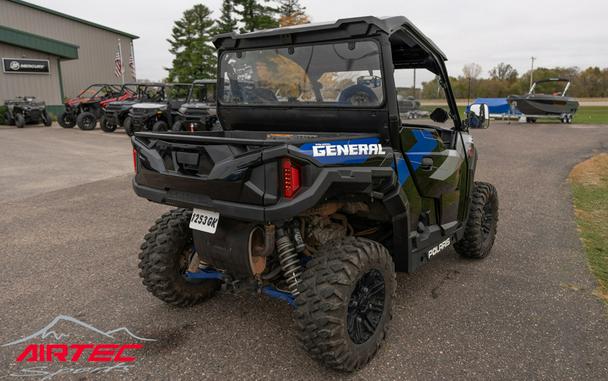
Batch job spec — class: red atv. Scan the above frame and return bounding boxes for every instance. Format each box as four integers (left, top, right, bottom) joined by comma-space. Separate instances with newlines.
57, 84, 136, 130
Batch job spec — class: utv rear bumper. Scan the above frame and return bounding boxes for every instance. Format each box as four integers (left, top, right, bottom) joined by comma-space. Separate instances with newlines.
133, 166, 396, 223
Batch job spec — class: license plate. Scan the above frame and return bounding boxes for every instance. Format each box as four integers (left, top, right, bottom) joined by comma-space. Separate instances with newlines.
189, 208, 220, 234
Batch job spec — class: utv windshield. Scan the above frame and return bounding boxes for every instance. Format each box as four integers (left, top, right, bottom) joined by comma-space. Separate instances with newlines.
219, 40, 384, 107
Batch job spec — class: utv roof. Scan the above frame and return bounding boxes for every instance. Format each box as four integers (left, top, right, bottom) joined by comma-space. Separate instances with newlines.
212, 16, 447, 61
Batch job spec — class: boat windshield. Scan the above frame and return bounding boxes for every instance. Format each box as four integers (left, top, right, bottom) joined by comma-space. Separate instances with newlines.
531, 80, 570, 96
219, 40, 384, 107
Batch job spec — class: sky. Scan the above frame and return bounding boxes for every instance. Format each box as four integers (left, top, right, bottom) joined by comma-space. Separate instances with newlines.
30, 0, 608, 84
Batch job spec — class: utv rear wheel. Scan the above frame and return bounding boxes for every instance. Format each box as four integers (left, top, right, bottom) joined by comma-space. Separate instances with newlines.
58, 111, 75, 128
15, 114, 25, 128
152, 120, 168, 132
77, 112, 97, 130
139, 208, 220, 307
42, 110, 52, 126
295, 237, 395, 372
99, 115, 116, 132
454, 181, 499, 259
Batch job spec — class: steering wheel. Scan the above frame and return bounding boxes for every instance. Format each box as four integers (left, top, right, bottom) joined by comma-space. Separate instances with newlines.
338, 84, 378, 106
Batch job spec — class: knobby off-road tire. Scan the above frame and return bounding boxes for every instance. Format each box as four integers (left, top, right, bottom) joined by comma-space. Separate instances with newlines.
139, 208, 220, 307
99, 115, 116, 132
42, 110, 52, 127
123, 116, 134, 136
77, 111, 97, 130
294, 237, 396, 372
15, 114, 25, 128
57, 111, 75, 128
455, 181, 499, 259
152, 120, 168, 132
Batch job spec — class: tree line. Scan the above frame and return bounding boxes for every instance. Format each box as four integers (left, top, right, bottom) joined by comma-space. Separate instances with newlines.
420, 63, 608, 99
166, 0, 309, 82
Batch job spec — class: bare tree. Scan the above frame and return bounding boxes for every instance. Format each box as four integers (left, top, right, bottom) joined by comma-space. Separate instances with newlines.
463, 63, 482, 79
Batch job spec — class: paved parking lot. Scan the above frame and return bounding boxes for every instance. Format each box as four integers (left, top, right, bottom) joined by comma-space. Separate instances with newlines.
0, 122, 607, 380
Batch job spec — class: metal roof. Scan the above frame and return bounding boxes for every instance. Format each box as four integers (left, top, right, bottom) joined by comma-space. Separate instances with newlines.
0, 25, 79, 59
7, 0, 138, 39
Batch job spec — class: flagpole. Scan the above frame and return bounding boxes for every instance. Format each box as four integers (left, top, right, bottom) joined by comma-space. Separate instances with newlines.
130, 41, 136, 81
118, 38, 124, 85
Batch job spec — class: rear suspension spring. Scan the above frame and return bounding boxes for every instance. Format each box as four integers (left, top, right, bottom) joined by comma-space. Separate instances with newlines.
276, 228, 302, 296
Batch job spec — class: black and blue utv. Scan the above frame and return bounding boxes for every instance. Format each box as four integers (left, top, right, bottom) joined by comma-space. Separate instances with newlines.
131, 16, 498, 372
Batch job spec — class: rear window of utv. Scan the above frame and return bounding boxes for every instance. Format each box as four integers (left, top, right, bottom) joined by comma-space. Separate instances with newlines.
218, 39, 385, 108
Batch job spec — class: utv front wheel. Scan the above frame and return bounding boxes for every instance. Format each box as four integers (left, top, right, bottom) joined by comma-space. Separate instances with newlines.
123, 116, 134, 136
99, 115, 116, 132
41, 110, 52, 127
15, 114, 25, 128
455, 181, 499, 259
152, 120, 168, 132
295, 237, 395, 372
77, 112, 97, 130
139, 208, 220, 307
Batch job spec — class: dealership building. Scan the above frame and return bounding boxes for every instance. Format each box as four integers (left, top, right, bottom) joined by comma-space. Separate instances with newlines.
0, 0, 138, 113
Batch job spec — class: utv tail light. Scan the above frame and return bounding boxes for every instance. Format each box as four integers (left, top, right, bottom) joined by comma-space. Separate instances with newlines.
281, 159, 301, 199
132, 148, 138, 173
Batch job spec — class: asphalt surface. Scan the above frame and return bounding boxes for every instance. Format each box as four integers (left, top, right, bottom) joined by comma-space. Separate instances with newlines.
0, 122, 607, 380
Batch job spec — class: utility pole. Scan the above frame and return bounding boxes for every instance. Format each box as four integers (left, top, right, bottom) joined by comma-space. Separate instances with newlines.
412, 68, 416, 98
529, 56, 536, 90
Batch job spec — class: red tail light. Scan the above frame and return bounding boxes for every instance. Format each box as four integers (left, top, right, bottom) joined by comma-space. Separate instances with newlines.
132, 148, 138, 173
281, 159, 301, 198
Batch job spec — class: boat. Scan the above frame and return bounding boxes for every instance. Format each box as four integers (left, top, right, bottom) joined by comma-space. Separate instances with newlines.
507, 78, 579, 123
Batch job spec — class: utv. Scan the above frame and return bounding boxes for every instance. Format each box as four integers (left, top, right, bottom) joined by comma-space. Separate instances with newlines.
132, 16, 498, 372
126, 83, 190, 135
101, 84, 155, 133
3, 96, 52, 127
57, 84, 135, 130
171, 79, 219, 132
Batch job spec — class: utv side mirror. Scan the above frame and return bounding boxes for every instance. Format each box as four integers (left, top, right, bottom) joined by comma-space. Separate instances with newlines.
466, 103, 490, 129
430, 107, 449, 123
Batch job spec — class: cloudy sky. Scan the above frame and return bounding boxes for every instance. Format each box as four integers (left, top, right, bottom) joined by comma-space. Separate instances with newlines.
32, 0, 608, 83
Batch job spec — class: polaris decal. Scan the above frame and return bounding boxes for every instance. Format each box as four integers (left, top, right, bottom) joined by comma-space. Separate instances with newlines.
298, 138, 388, 165
427, 238, 451, 258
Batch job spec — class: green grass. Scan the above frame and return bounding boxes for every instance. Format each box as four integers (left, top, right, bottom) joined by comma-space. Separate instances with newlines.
570, 154, 608, 304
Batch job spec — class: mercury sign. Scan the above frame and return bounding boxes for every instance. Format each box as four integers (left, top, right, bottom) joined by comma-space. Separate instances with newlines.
2, 58, 50, 74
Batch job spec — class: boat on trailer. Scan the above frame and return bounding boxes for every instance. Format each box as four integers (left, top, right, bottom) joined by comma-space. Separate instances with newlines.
507, 78, 579, 123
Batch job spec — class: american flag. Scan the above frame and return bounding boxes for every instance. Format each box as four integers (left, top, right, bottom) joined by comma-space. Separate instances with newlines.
129, 42, 136, 80
114, 42, 123, 78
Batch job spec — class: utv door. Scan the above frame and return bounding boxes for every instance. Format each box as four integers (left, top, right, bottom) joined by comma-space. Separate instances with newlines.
399, 127, 465, 227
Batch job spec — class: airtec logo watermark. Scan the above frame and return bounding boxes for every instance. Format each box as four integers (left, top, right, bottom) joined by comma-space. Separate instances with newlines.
2, 315, 155, 380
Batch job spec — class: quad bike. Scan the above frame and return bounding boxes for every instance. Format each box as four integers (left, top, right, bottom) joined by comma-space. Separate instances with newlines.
57, 84, 135, 130
131, 16, 498, 372
126, 83, 190, 136
4, 96, 52, 127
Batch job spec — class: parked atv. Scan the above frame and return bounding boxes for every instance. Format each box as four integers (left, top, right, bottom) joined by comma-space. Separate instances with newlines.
126, 83, 190, 136
131, 16, 498, 372
4, 96, 52, 128
171, 79, 219, 132
57, 84, 135, 130
100, 84, 153, 133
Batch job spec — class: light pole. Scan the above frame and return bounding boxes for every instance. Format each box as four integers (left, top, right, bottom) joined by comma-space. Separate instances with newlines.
529, 56, 536, 90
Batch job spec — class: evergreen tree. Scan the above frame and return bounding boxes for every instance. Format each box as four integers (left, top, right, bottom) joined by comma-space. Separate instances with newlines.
277, 0, 309, 27
233, 0, 279, 33
215, 0, 238, 34
166, 4, 216, 82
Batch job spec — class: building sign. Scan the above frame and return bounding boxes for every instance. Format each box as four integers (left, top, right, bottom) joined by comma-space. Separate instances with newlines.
2, 58, 50, 74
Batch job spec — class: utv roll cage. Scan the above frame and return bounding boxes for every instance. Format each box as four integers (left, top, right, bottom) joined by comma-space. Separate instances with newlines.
213, 16, 462, 147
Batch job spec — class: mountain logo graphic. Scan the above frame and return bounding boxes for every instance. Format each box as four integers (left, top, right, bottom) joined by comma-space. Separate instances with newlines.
2, 315, 156, 347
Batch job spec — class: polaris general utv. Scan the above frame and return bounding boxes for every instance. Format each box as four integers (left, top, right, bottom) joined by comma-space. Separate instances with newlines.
126, 83, 190, 135
57, 84, 135, 130
3, 96, 52, 127
132, 16, 498, 372
171, 79, 219, 132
